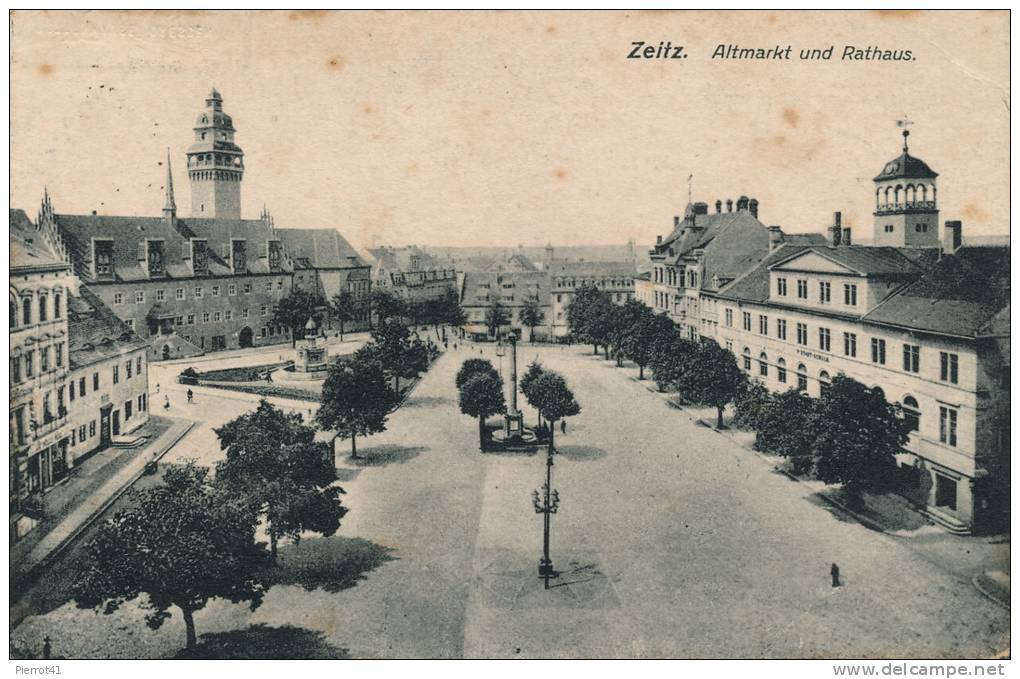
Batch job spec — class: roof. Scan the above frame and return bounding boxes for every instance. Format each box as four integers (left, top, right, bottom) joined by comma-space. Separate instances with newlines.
874, 149, 938, 181
716, 243, 820, 303
769, 245, 937, 277
10, 209, 68, 273
368, 245, 442, 274
546, 260, 637, 278
863, 246, 1010, 338
278, 228, 368, 270
68, 285, 148, 369
52, 214, 293, 282
460, 271, 551, 307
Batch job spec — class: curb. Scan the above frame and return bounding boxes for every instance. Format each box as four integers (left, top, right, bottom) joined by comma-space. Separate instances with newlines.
972, 574, 1011, 610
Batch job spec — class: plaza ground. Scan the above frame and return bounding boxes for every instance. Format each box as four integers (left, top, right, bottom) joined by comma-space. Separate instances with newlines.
10, 342, 1010, 659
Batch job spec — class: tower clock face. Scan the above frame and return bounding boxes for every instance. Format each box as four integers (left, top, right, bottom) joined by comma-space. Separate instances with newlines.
884, 161, 899, 175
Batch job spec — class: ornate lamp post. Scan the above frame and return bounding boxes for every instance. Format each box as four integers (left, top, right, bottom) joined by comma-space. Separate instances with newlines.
531, 450, 561, 589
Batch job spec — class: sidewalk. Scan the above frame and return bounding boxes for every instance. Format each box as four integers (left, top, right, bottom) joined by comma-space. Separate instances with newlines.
18, 415, 194, 578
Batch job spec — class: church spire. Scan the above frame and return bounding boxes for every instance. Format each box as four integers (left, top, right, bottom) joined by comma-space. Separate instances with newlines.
163, 148, 177, 224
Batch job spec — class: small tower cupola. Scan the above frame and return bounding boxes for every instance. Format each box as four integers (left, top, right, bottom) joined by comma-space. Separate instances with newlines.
162, 148, 177, 224
187, 88, 244, 219
872, 123, 939, 248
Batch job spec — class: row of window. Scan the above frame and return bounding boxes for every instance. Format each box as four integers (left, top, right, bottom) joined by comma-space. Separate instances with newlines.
737, 347, 960, 448
69, 394, 148, 449
10, 343, 66, 384
725, 309, 960, 383
10, 290, 64, 329
776, 277, 857, 306
112, 279, 285, 305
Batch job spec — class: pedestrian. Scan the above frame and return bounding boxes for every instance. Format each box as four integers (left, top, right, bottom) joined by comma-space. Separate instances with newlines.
560, 419, 567, 434
186, 389, 193, 404
163, 395, 170, 411
42, 636, 51, 660
831, 563, 840, 588
155, 383, 160, 393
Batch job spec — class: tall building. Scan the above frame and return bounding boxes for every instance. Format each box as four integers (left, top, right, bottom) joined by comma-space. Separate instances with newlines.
33, 90, 300, 358
369, 245, 458, 308
187, 89, 244, 220
713, 133, 1009, 534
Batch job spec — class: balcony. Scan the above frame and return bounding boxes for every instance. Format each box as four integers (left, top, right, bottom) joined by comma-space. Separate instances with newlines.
875, 200, 937, 215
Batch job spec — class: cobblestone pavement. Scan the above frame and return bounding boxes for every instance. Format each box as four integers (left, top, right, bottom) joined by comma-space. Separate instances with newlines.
10, 344, 1010, 659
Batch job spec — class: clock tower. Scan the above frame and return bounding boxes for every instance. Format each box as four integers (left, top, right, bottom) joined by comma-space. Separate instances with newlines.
187, 89, 244, 219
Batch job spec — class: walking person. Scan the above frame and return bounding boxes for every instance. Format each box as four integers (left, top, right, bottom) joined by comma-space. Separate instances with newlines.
155, 383, 160, 394
560, 419, 567, 435
186, 389, 193, 404
163, 395, 171, 411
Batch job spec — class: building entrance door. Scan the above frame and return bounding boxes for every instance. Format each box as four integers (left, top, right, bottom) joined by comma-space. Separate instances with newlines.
934, 473, 958, 511
238, 326, 254, 348
211, 336, 226, 351
112, 409, 121, 436
100, 405, 113, 450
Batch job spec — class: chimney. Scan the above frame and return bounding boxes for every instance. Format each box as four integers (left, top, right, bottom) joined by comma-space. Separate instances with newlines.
656, 235, 663, 245
943, 220, 962, 255
827, 212, 842, 247
674, 216, 681, 228
726, 199, 733, 212
715, 200, 722, 214
749, 198, 759, 219
736, 196, 749, 212
842, 227, 852, 246
768, 225, 783, 252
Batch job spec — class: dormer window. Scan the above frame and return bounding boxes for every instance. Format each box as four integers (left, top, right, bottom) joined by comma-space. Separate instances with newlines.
94, 240, 114, 277
147, 240, 166, 277
232, 240, 247, 273
192, 239, 209, 275
267, 240, 282, 272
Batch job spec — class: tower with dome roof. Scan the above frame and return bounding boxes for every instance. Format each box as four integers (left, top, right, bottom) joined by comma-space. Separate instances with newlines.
872, 127, 939, 247
186, 88, 245, 220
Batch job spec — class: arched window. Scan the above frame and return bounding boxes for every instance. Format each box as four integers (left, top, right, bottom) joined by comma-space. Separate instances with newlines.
39, 294, 48, 322
894, 185, 903, 204
902, 395, 920, 433
819, 370, 831, 397
22, 297, 31, 326
776, 357, 787, 384
758, 352, 768, 377
9, 297, 16, 329
742, 347, 752, 371
919, 184, 927, 202
796, 363, 808, 392
53, 292, 62, 319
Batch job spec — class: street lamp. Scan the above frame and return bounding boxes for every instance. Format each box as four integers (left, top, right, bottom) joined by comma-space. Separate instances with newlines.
532, 450, 561, 589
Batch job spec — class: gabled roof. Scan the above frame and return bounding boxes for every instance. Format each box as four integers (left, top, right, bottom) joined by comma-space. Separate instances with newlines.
769, 245, 936, 277
716, 244, 820, 303
546, 260, 637, 278
52, 214, 293, 282
460, 271, 551, 307
277, 228, 367, 270
10, 209, 68, 273
68, 285, 148, 369
863, 246, 1010, 338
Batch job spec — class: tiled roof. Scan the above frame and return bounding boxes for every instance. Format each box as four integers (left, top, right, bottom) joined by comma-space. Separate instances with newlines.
10, 209, 67, 272
53, 214, 293, 282
863, 246, 1010, 338
716, 244, 819, 303
278, 228, 368, 269
546, 260, 637, 277
68, 285, 148, 369
769, 245, 937, 277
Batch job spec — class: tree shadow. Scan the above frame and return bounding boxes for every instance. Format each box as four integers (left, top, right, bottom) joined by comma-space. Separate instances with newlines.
402, 395, 453, 409
174, 623, 349, 659
350, 444, 427, 467
268, 536, 397, 593
556, 445, 607, 462
333, 467, 362, 482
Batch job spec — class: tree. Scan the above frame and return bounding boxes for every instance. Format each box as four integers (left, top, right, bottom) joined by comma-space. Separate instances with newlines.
271, 289, 325, 346
607, 298, 647, 367
370, 289, 407, 325
623, 310, 674, 380
214, 400, 347, 560
566, 284, 603, 354
519, 360, 546, 428
731, 380, 773, 431
811, 374, 908, 509
456, 357, 499, 390
439, 288, 467, 329
371, 318, 424, 392
683, 339, 748, 429
519, 297, 545, 343
527, 371, 581, 451
317, 356, 398, 459
753, 388, 818, 475
458, 371, 506, 451
73, 462, 268, 651
485, 298, 510, 338
329, 291, 357, 340
649, 334, 697, 393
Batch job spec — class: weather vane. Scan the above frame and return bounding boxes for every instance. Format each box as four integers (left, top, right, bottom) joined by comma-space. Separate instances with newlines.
896, 116, 914, 151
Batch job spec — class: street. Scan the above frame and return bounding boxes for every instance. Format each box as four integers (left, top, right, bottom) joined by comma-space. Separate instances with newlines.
10, 344, 1010, 659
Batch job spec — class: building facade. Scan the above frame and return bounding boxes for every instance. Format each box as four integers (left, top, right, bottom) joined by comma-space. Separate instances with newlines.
713, 134, 1009, 534
34, 91, 300, 360
369, 245, 458, 308
547, 261, 638, 337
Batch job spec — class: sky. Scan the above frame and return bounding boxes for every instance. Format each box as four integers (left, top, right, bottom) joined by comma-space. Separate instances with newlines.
9, 10, 1010, 250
